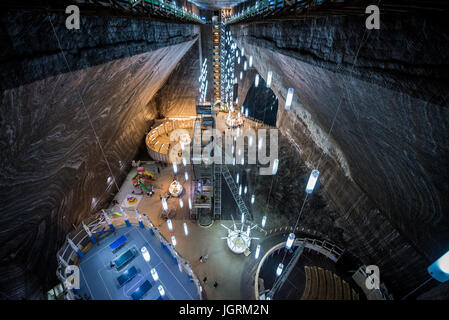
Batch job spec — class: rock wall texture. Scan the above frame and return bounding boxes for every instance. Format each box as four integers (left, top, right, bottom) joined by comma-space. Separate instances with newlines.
0, 10, 198, 299
231, 13, 449, 297
154, 40, 200, 117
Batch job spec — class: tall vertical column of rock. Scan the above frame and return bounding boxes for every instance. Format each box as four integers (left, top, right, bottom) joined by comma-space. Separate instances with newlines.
0, 9, 199, 299
230, 13, 449, 297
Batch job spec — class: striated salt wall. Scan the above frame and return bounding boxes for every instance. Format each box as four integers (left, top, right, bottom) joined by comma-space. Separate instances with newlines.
0, 9, 199, 299
230, 13, 449, 297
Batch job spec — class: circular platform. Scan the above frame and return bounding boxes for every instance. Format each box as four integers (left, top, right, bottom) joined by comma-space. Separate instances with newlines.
145, 119, 194, 163
226, 230, 251, 254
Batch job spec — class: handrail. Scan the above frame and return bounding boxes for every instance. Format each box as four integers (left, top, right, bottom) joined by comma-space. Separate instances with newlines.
71, 0, 205, 24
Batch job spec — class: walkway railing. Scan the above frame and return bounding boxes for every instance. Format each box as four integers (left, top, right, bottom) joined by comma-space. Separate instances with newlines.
226, 0, 322, 25
254, 237, 344, 299
55, 208, 203, 300
70, 0, 204, 24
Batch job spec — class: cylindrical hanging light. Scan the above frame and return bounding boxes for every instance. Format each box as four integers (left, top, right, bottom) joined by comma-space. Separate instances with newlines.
305, 169, 320, 194
266, 71, 272, 88
167, 218, 173, 231
255, 244, 261, 259
261, 215, 267, 227
276, 263, 284, 276
286, 233, 295, 250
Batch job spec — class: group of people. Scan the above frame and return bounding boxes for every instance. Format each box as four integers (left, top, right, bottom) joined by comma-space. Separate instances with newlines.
199, 255, 218, 288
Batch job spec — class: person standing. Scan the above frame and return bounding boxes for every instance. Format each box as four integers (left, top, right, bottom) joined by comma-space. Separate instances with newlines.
213, 281, 218, 288
203, 276, 207, 283
203, 254, 208, 262
199, 256, 203, 263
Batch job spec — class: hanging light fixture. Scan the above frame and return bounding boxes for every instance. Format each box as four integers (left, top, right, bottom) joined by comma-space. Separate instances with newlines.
255, 74, 259, 87
171, 235, 177, 246
272, 159, 279, 175
184, 171, 189, 181
261, 215, 267, 227
266, 71, 272, 88
285, 88, 294, 110
249, 56, 253, 67
286, 233, 295, 250
162, 198, 168, 211
166, 218, 173, 231
183, 222, 188, 236
255, 244, 261, 259
188, 197, 192, 209
251, 194, 255, 204
173, 162, 177, 174
305, 169, 320, 194
158, 285, 165, 296
179, 198, 184, 208
276, 263, 284, 276
151, 268, 159, 281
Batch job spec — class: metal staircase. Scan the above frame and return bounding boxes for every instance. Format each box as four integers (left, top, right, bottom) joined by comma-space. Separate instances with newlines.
213, 164, 222, 220
221, 164, 250, 220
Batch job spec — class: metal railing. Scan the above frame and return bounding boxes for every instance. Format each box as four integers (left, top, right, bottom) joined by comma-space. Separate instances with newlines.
80, 0, 205, 24
226, 0, 320, 24
55, 208, 203, 300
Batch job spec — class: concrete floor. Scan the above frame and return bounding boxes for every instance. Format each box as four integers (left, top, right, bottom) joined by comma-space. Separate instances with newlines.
98, 113, 319, 300
107, 151, 268, 299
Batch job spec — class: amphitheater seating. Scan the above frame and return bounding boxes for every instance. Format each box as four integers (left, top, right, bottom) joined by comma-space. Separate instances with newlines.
145, 119, 195, 163
325, 270, 335, 300
301, 266, 360, 300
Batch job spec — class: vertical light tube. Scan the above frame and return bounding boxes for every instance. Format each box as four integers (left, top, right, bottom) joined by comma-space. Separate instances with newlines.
162, 198, 168, 211
286, 233, 295, 250
272, 159, 279, 175
276, 263, 284, 276
266, 71, 272, 88
183, 222, 188, 236
255, 74, 259, 87
255, 244, 261, 259
261, 215, 267, 227
167, 218, 173, 231
305, 169, 320, 194
285, 88, 294, 110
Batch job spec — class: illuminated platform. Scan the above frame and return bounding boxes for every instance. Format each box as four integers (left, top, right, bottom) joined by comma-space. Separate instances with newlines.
145, 119, 195, 163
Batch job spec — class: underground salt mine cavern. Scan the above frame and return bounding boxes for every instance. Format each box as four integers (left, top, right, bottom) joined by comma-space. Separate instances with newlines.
0, 0, 448, 308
